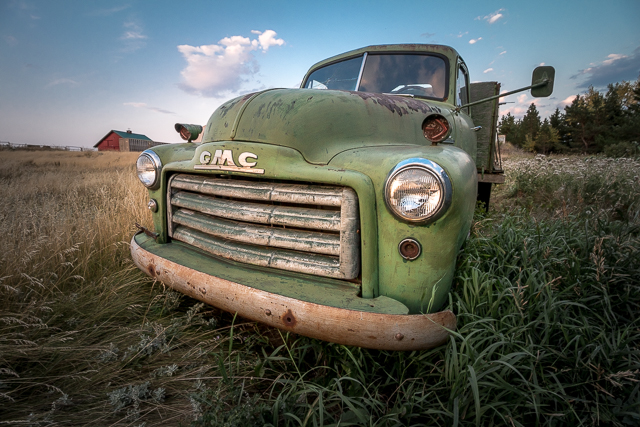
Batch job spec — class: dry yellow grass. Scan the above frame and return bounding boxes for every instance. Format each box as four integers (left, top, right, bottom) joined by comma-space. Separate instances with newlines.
0, 149, 140, 169
0, 150, 253, 426
0, 150, 152, 280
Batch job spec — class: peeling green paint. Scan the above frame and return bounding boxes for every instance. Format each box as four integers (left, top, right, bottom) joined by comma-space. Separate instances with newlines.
138, 44, 480, 318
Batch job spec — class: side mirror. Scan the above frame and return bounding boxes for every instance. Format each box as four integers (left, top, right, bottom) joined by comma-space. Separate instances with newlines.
531, 66, 555, 98
175, 123, 203, 142
458, 65, 556, 111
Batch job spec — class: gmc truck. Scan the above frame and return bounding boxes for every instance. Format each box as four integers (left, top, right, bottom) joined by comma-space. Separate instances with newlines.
131, 44, 554, 350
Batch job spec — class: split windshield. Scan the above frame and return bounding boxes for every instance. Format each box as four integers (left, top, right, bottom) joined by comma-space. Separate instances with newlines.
304, 53, 448, 100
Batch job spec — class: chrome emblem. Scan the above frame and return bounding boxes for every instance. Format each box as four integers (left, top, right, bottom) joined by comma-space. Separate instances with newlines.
195, 149, 264, 174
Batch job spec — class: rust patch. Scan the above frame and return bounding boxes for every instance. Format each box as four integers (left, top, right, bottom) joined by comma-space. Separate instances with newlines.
198, 286, 207, 295
147, 263, 156, 278
282, 309, 297, 328
368, 336, 377, 340
242, 92, 258, 101
351, 91, 433, 115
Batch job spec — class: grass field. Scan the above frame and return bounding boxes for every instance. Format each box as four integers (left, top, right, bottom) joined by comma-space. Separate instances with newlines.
0, 149, 638, 426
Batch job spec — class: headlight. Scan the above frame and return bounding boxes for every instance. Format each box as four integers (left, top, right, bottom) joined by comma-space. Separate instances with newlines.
136, 150, 162, 189
384, 158, 452, 223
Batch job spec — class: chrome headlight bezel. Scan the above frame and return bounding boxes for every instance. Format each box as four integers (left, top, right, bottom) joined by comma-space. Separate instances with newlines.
136, 149, 163, 190
384, 158, 452, 224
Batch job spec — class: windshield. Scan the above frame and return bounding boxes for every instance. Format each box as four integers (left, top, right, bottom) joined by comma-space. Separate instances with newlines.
304, 56, 363, 91
304, 53, 448, 100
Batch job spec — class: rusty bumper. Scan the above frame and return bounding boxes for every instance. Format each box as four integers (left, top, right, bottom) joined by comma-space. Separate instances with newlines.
131, 234, 456, 351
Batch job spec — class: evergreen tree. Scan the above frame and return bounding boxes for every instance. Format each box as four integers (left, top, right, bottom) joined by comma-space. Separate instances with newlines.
549, 108, 570, 152
521, 103, 541, 142
498, 113, 522, 146
618, 77, 640, 147
565, 94, 595, 153
497, 77, 640, 156
534, 119, 560, 154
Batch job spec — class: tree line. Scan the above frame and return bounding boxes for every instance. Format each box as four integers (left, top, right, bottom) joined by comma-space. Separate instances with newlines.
498, 78, 640, 156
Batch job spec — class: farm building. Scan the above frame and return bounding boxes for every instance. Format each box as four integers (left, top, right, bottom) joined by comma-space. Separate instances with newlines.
94, 130, 167, 152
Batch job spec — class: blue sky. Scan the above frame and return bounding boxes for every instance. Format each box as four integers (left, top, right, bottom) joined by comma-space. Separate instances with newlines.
1, 0, 639, 148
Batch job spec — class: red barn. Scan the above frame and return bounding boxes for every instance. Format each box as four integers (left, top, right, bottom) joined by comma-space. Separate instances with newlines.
94, 130, 152, 151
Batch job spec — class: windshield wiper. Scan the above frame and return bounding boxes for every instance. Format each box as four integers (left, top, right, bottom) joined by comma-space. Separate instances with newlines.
383, 93, 415, 98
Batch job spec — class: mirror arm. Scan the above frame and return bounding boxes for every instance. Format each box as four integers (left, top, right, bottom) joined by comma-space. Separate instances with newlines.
456, 79, 550, 112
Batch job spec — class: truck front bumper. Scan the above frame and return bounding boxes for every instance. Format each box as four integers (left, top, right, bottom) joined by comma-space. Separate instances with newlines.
131, 233, 456, 351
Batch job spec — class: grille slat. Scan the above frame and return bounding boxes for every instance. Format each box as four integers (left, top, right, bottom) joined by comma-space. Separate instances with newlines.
172, 175, 345, 206
172, 209, 341, 255
174, 226, 342, 277
168, 174, 360, 280
172, 191, 342, 231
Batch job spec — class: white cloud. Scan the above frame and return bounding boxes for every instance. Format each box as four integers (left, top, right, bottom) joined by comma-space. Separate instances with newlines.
501, 105, 527, 116
123, 31, 146, 40
499, 50, 507, 55
457, 31, 469, 38
124, 102, 175, 115
499, 92, 546, 118
560, 95, 577, 106
177, 30, 285, 97
477, 9, 505, 24
602, 53, 626, 65
121, 21, 147, 52
47, 78, 79, 87
89, 5, 130, 16
483, 68, 493, 74
539, 62, 546, 66
488, 13, 502, 24
469, 37, 482, 44
255, 30, 285, 51
122, 21, 147, 39
571, 46, 640, 88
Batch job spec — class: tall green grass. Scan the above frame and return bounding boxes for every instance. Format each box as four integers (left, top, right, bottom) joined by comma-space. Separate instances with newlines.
0, 151, 638, 426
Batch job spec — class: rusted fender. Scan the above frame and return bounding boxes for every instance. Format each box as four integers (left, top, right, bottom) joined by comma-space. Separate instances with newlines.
131, 236, 456, 351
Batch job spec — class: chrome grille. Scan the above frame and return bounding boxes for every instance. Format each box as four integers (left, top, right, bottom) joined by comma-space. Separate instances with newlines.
167, 174, 360, 279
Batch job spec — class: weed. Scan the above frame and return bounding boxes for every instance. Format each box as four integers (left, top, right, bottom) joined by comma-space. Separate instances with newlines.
1, 151, 638, 426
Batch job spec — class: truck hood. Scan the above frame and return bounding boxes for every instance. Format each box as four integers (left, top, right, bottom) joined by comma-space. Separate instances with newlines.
203, 88, 451, 165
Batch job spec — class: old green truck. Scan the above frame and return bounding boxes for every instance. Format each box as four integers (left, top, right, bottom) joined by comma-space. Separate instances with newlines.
131, 44, 554, 350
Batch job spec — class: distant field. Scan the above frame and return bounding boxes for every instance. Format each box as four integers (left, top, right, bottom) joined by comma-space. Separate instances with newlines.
0, 150, 638, 426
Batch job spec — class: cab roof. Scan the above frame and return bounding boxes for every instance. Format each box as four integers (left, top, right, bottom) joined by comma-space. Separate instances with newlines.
305, 44, 462, 76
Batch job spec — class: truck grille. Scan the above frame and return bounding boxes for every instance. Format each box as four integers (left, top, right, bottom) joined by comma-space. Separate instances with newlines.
167, 174, 360, 279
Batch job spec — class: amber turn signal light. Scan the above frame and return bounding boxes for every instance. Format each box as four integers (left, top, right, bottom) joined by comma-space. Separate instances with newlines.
422, 115, 450, 144
175, 123, 203, 142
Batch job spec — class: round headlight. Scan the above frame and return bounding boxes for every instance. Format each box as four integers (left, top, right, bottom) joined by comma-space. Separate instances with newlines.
136, 150, 162, 189
384, 158, 452, 223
